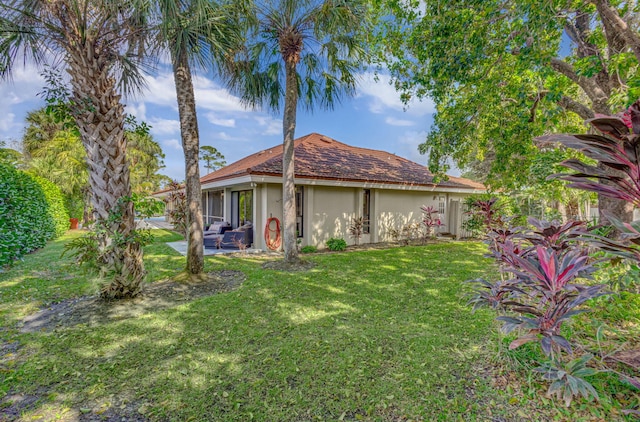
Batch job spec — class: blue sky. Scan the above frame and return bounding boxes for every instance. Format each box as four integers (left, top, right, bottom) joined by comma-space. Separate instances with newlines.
0, 64, 449, 181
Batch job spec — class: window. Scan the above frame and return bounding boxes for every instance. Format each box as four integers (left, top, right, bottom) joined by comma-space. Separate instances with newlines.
363, 189, 371, 234
231, 190, 253, 228
438, 196, 446, 215
295, 186, 304, 237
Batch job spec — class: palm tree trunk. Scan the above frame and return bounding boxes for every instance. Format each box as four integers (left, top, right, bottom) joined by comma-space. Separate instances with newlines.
67, 41, 145, 299
282, 60, 299, 263
171, 47, 204, 274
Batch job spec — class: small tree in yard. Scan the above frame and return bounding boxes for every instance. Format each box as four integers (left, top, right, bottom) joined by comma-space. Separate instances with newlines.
349, 217, 364, 246
164, 182, 188, 238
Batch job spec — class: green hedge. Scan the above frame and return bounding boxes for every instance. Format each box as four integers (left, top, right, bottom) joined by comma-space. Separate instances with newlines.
0, 164, 68, 267
32, 175, 70, 238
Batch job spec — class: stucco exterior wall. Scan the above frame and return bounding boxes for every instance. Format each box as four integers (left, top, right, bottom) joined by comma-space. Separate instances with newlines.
208, 183, 475, 250
309, 186, 358, 247
375, 190, 440, 242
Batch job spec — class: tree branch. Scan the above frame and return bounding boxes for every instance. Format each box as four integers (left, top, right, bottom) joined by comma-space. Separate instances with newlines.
550, 58, 610, 113
592, 0, 640, 63
557, 96, 595, 120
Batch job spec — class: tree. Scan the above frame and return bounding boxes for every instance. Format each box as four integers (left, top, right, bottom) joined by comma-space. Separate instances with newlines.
0, 141, 22, 166
21, 107, 166, 221
228, 0, 369, 263
200, 145, 226, 173
0, 0, 151, 298
154, 0, 243, 275
373, 0, 640, 223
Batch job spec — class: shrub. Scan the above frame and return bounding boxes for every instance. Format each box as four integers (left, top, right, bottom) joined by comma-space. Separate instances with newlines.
164, 181, 187, 237
326, 237, 347, 251
420, 205, 443, 240
32, 175, 70, 237
0, 164, 57, 267
301, 245, 317, 254
348, 216, 364, 245
468, 199, 608, 406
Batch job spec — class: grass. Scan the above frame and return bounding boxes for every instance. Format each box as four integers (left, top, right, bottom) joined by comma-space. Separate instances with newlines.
0, 230, 638, 420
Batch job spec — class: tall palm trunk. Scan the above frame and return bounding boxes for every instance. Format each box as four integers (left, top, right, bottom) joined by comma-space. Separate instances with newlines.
282, 60, 299, 263
171, 47, 204, 274
67, 39, 146, 298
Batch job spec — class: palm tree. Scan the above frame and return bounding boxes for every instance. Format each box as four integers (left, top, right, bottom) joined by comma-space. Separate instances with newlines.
154, 0, 244, 275
228, 0, 369, 263
0, 0, 150, 298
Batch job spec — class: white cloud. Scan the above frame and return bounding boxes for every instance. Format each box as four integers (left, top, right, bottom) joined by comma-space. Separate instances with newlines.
357, 72, 435, 116
138, 73, 177, 107
0, 64, 45, 138
385, 116, 415, 126
396, 130, 428, 164
193, 75, 248, 113
127, 102, 147, 121
163, 138, 183, 151
255, 116, 281, 136
149, 117, 180, 135
206, 113, 236, 127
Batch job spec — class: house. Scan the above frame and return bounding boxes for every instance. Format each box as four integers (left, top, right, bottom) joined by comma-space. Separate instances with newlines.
156, 133, 485, 250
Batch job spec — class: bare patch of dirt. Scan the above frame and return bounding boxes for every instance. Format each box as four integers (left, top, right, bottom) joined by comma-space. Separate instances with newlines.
20, 270, 245, 333
262, 259, 316, 272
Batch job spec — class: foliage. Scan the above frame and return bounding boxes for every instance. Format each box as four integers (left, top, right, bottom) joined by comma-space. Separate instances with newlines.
420, 205, 443, 239
348, 216, 364, 246
0, 140, 22, 166
63, 198, 154, 281
534, 354, 600, 407
199, 145, 226, 173
31, 175, 70, 238
164, 182, 188, 238
125, 115, 166, 196
468, 198, 609, 405
2, 236, 637, 419
300, 245, 317, 254
539, 99, 640, 259
370, 0, 640, 218
132, 194, 165, 219
326, 237, 347, 251
0, 163, 56, 267
593, 256, 640, 294
226, 0, 372, 264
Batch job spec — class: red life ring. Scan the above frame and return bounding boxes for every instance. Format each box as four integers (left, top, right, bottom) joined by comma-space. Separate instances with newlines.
265, 217, 282, 250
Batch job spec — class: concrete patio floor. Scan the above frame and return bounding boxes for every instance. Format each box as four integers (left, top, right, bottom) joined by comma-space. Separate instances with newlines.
166, 241, 267, 256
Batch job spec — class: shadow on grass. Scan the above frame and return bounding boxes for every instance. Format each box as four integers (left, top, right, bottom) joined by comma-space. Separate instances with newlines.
2, 241, 595, 421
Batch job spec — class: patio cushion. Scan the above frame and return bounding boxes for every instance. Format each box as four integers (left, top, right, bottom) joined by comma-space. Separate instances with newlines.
204, 221, 231, 235
219, 226, 253, 249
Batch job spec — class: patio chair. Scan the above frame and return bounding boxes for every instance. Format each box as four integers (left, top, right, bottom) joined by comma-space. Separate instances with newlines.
203, 221, 232, 248
219, 223, 253, 249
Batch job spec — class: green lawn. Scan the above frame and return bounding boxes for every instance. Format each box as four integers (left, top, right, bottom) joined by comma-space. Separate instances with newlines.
0, 231, 637, 421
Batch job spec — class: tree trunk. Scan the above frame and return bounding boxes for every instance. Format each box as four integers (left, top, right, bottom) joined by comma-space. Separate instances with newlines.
67, 41, 145, 299
282, 60, 299, 263
172, 48, 204, 274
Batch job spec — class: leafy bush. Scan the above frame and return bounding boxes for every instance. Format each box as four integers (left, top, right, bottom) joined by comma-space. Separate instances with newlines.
468, 199, 608, 406
348, 216, 364, 245
301, 245, 317, 254
32, 174, 70, 237
164, 181, 187, 237
420, 205, 443, 240
0, 164, 57, 267
326, 237, 347, 251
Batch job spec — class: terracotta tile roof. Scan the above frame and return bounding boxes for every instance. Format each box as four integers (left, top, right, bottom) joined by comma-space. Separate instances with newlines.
199, 133, 485, 190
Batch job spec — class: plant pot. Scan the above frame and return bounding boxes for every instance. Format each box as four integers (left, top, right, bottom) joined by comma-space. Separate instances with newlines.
69, 218, 79, 230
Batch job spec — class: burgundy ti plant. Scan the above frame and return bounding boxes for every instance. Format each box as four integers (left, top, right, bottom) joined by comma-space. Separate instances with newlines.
468, 200, 609, 405
420, 205, 443, 238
